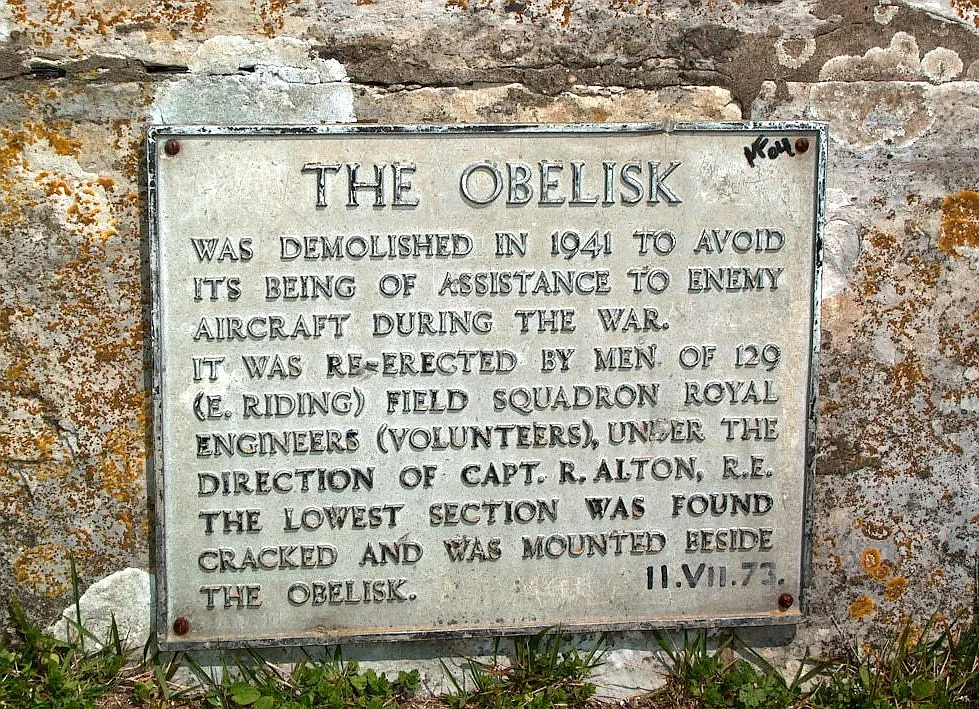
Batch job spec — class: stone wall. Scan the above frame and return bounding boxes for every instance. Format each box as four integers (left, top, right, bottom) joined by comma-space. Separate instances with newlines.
2, 0, 979, 690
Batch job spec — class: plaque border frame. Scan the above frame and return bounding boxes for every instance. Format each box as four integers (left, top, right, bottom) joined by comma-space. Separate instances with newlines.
147, 122, 826, 650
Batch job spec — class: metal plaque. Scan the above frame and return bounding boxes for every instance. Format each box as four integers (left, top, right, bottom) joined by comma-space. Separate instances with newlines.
148, 123, 824, 649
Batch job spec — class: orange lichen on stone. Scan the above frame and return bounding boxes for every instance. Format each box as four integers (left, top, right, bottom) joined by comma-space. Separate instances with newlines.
884, 576, 909, 601
0, 113, 148, 606
860, 548, 883, 572
252, 0, 300, 36
939, 190, 979, 256
824, 216, 961, 487
951, 0, 979, 27
442, 0, 581, 27
11, 544, 73, 598
855, 518, 892, 540
8, 0, 213, 51
95, 402, 149, 504
28, 122, 82, 157
860, 547, 891, 581
890, 351, 926, 394
849, 594, 876, 620
939, 319, 979, 369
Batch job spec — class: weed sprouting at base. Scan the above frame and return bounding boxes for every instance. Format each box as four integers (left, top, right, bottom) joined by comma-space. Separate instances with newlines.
441, 627, 604, 709
0, 597, 125, 709
808, 612, 979, 709
4, 599, 979, 707
183, 647, 421, 709
648, 612, 979, 709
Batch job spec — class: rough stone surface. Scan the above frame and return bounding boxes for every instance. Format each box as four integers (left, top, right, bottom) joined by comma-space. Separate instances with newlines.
45, 567, 151, 652
1, 0, 978, 696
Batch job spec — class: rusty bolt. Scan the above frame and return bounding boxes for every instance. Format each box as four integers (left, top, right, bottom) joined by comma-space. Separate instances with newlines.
173, 616, 190, 635
778, 593, 794, 611
164, 139, 180, 156
794, 137, 809, 154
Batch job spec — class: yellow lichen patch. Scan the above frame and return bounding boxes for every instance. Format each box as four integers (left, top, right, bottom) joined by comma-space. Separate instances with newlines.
2, 125, 122, 248
938, 318, 979, 369
849, 594, 876, 620
94, 403, 148, 504
939, 190, 979, 256
823, 212, 962, 492
860, 547, 883, 572
859, 547, 891, 581
884, 576, 909, 601
11, 543, 73, 598
28, 123, 83, 157
0, 122, 84, 228
442, 0, 582, 27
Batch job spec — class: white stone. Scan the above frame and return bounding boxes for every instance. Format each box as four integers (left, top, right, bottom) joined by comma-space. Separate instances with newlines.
0, 0, 11, 42
45, 568, 151, 653
819, 31, 921, 81
960, 394, 979, 412
149, 74, 355, 124
874, 3, 899, 24
775, 34, 816, 70
921, 47, 963, 83
827, 188, 857, 210
809, 81, 934, 151
750, 80, 779, 119
822, 219, 861, 298
589, 647, 664, 699
189, 35, 348, 83
257, 64, 323, 85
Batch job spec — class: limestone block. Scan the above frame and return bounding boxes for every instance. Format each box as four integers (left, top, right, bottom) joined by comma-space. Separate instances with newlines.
150, 73, 354, 124
0, 0, 977, 676
356, 83, 740, 124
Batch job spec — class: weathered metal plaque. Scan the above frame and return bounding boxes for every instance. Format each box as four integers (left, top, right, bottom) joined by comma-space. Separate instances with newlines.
148, 124, 824, 649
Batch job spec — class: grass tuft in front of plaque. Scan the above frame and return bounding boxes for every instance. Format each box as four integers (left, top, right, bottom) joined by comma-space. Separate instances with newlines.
442, 627, 603, 709
0, 596, 126, 709
130, 650, 195, 706
647, 609, 979, 709
649, 630, 811, 709
190, 648, 421, 709
7, 592, 979, 708
807, 612, 979, 709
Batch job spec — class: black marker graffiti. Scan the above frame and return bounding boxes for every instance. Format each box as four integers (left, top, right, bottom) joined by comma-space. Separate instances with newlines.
744, 136, 795, 168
